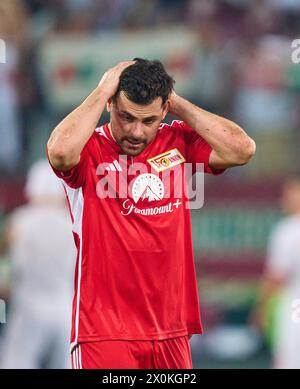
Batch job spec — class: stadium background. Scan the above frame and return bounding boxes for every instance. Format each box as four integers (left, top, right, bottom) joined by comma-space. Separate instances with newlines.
1, 0, 300, 368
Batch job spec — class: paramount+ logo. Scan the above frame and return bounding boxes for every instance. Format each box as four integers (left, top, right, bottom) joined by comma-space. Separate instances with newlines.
0, 39, 6, 64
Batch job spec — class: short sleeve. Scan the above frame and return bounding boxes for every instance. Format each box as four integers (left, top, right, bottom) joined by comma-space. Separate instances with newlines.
46, 134, 95, 189
266, 222, 295, 279
171, 120, 226, 175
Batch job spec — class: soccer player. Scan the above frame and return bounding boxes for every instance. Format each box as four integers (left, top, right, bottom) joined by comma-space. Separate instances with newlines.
253, 176, 300, 369
47, 58, 256, 369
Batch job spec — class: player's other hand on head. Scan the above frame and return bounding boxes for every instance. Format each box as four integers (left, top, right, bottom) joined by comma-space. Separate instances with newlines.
98, 61, 135, 100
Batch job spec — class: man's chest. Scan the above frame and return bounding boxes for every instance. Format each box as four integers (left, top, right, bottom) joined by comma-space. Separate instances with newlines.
86, 136, 192, 217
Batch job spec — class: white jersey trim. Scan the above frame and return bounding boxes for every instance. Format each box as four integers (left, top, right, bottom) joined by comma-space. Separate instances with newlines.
95, 125, 108, 139
62, 182, 84, 352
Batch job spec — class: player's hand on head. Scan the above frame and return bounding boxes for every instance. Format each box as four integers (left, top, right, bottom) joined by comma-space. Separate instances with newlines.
98, 61, 135, 100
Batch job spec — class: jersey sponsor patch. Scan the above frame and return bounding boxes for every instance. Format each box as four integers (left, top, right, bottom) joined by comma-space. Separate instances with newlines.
131, 173, 164, 203
147, 148, 186, 172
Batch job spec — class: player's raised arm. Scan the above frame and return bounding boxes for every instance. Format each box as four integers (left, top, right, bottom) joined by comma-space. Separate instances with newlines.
47, 61, 135, 172
168, 92, 256, 169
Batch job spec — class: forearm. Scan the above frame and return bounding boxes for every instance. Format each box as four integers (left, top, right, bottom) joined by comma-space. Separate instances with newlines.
47, 86, 108, 171
258, 275, 284, 305
170, 94, 256, 165
254, 276, 283, 326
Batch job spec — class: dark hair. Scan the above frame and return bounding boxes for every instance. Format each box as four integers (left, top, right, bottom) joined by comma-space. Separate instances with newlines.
114, 58, 175, 106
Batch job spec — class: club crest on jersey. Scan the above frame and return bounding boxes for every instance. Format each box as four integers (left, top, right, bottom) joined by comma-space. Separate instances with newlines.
147, 148, 185, 172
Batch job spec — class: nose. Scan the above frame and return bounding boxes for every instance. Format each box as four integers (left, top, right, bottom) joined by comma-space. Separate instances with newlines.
130, 122, 143, 139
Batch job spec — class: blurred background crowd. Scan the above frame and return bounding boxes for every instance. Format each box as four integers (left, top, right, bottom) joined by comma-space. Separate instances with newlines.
1, 0, 300, 368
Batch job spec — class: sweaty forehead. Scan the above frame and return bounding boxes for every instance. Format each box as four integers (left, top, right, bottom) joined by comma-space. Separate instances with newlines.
115, 91, 163, 118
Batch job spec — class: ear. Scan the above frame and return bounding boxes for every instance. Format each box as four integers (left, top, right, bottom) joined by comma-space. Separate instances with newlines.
161, 100, 170, 120
106, 98, 112, 113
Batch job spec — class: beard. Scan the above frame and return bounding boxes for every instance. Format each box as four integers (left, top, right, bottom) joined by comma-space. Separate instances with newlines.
109, 121, 157, 156
118, 136, 148, 156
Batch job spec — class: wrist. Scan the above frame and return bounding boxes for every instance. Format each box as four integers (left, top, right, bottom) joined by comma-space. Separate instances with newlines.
169, 93, 184, 117
94, 85, 111, 103
80, 86, 110, 112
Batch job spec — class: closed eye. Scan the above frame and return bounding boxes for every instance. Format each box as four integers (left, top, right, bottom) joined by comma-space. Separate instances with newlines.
143, 119, 155, 125
121, 115, 134, 122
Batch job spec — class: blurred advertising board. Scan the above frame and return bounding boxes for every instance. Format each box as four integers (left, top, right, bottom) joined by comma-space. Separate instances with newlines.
38, 28, 198, 112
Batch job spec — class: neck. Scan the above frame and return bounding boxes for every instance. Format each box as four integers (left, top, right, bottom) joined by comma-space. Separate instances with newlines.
108, 123, 116, 141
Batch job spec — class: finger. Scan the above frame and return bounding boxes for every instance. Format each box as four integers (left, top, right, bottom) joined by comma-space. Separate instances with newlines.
117, 61, 135, 69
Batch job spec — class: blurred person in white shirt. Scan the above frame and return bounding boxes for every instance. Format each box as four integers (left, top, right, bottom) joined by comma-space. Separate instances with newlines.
253, 175, 300, 369
0, 159, 75, 369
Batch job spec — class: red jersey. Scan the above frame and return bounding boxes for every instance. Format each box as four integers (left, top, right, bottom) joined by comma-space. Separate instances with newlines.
48, 120, 225, 350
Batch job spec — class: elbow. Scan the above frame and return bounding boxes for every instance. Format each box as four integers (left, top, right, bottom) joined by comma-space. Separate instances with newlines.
47, 140, 76, 171
47, 140, 66, 166
233, 136, 256, 166
243, 137, 256, 163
